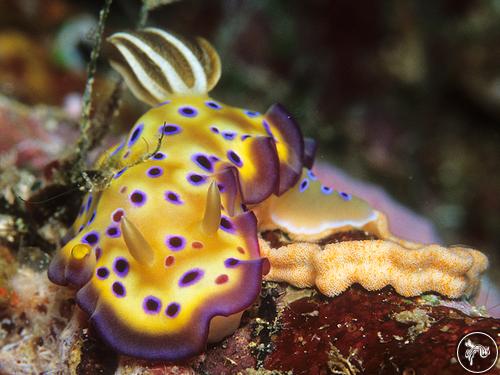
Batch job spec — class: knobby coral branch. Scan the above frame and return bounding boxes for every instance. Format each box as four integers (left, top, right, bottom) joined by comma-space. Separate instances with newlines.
260, 211, 488, 299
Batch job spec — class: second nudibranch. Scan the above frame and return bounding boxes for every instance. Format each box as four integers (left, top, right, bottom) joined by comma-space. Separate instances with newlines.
48, 27, 377, 361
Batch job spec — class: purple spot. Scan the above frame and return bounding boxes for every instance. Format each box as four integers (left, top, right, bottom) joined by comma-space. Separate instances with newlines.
187, 173, 207, 186
96, 267, 109, 280
227, 150, 243, 167
164, 191, 183, 205
222, 131, 237, 140
78, 204, 85, 216
112, 281, 126, 297
95, 247, 102, 260
224, 258, 240, 268
152, 152, 166, 160
143, 296, 162, 314
179, 268, 204, 287
111, 142, 124, 156
217, 183, 225, 193
128, 123, 144, 147
210, 126, 219, 134
339, 192, 352, 201
241, 134, 251, 141
299, 179, 309, 193
113, 257, 129, 277
244, 110, 259, 118
307, 170, 317, 180
205, 101, 222, 110
114, 168, 127, 179
210, 155, 220, 162
321, 186, 333, 195
106, 225, 121, 238
262, 120, 274, 139
156, 100, 170, 107
159, 123, 182, 135
78, 225, 84, 233
147, 166, 163, 178
192, 153, 213, 172
166, 235, 186, 251
88, 210, 96, 225
86, 195, 93, 211
82, 231, 99, 246
122, 150, 130, 159
220, 216, 235, 234
129, 190, 147, 207
178, 106, 198, 118
165, 302, 181, 318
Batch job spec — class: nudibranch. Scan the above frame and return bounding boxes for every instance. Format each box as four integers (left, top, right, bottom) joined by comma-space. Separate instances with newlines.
48, 28, 488, 361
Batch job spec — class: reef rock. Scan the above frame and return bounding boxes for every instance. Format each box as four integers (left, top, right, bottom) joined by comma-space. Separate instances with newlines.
0, 230, 498, 374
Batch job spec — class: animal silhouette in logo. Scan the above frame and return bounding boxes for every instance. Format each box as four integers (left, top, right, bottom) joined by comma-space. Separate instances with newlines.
464, 339, 491, 366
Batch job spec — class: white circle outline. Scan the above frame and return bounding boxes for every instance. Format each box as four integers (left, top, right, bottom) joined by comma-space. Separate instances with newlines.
456, 331, 498, 374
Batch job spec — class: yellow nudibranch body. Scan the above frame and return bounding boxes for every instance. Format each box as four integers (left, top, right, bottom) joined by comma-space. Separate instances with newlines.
48, 28, 377, 361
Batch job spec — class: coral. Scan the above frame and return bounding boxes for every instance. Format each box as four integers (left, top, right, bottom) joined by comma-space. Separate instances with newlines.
314, 241, 486, 298
393, 308, 434, 340
196, 326, 258, 374
326, 344, 362, 375
0, 266, 75, 374
0, 94, 80, 170
260, 211, 488, 298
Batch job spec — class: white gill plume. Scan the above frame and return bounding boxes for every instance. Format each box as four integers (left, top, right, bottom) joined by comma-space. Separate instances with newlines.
108, 27, 221, 105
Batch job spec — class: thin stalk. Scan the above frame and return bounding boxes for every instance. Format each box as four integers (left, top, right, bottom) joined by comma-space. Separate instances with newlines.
76, 0, 113, 168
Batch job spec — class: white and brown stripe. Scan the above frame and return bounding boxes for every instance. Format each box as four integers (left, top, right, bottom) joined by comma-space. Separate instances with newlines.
108, 27, 221, 105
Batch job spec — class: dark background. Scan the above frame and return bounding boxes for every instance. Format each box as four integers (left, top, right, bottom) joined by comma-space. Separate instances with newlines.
1, 0, 499, 285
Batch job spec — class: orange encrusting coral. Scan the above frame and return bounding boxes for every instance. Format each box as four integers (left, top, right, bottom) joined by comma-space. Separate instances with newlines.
259, 211, 488, 298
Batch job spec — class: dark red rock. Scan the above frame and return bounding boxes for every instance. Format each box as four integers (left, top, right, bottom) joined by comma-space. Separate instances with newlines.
196, 326, 257, 374
76, 327, 119, 375
263, 285, 500, 375
261, 229, 378, 248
